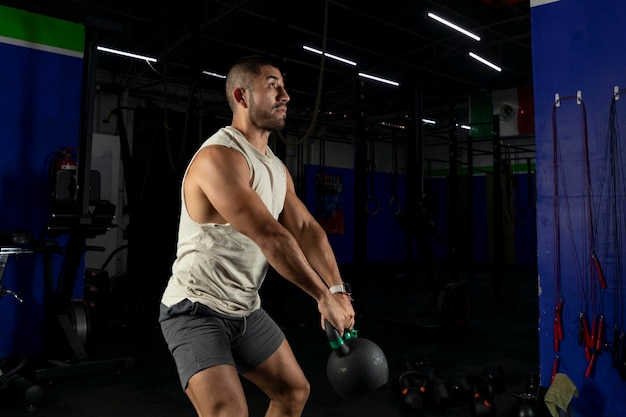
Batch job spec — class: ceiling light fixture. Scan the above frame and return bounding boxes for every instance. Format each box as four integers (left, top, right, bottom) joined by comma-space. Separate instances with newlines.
303, 45, 398, 86
202, 70, 226, 79
96, 46, 157, 62
468, 52, 502, 72
422, 118, 436, 125
302, 46, 357, 66
358, 72, 400, 86
427, 12, 481, 41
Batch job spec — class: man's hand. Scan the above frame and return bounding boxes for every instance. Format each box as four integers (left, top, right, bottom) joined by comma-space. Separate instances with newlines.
318, 292, 355, 337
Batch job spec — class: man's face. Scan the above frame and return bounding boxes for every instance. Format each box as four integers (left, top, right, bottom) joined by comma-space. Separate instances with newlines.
247, 65, 290, 132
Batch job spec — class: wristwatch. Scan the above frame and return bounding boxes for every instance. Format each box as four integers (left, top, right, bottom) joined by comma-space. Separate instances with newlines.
329, 283, 352, 295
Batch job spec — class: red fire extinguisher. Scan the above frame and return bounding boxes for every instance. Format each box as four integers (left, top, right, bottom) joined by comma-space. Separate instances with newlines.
52, 147, 78, 206
54, 147, 77, 171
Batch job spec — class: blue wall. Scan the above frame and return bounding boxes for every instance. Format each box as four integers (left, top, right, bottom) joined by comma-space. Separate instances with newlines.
0, 33, 83, 356
532, 1, 626, 415
303, 165, 537, 268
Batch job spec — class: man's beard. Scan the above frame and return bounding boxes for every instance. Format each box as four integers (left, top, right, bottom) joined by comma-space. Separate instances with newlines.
249, 103, 286, 132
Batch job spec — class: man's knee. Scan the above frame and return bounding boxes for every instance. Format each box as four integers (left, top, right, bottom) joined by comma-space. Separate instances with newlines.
291, 377, 311, 405
186, 366, 249, 417
280, 375, 310, 409
267, 378, 309, 416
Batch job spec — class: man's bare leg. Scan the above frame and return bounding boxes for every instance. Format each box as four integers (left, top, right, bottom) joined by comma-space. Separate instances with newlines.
186, 364, 249, 417
243, 339, 310, 417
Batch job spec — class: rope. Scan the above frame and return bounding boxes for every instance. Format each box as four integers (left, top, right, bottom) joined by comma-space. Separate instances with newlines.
277, 0, 329, 146
365, 138, 380, 216
551, 95, 589, 377
600, 89, 626, 371
553, 93, 613, 379
386, 136, 402, 216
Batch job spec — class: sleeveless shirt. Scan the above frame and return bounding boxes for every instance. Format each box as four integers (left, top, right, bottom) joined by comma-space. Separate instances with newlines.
160, 126, 287, 317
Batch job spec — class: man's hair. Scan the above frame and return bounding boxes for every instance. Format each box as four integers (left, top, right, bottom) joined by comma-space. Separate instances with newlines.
225, 55, 281, 111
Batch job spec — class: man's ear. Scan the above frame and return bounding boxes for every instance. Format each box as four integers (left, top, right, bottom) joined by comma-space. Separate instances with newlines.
235, 88, 247, 107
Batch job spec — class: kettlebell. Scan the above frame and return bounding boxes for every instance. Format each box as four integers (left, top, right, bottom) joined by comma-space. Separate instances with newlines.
392, 370, 429, 410
510, 394, 539, 417
325, 320, 389, 399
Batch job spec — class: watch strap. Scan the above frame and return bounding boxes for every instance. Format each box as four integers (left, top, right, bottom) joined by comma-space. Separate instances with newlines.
329, 283, 351, 294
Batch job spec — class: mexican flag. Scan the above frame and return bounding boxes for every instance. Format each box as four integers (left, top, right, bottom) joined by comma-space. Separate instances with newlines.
469, 84, 535, 138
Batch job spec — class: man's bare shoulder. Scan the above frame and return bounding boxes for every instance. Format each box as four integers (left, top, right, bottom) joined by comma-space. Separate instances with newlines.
187, 145, 248, 185
192, 144, 241, 168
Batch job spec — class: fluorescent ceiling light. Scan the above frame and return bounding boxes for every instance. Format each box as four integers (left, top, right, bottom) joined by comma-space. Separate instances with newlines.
96, 46, 157, 62
427, 12, 480, 41
422, 118, 436, 125
460, 124, 471, 130
468, 52, 502, 72
358, 72, 400, 86
302, 45, 357, 66
202, 70, 226, 79
303, 45, 398, 86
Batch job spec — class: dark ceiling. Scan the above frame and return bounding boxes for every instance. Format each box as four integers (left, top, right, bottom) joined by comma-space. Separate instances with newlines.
2, 0, 532, 131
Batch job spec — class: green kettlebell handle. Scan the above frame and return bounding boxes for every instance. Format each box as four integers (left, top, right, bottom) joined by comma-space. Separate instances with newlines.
324, 319, 358, 357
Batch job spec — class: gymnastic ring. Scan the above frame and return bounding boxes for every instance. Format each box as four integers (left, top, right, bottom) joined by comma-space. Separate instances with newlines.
388, 196, 402, 216
366, 196, 380, 216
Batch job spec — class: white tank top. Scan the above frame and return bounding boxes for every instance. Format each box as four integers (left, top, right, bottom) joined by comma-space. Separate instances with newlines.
161, 126, 287, 317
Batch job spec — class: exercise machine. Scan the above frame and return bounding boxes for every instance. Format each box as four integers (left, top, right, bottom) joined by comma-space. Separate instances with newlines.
34, 197, 133, 382
0, 231, 44, 411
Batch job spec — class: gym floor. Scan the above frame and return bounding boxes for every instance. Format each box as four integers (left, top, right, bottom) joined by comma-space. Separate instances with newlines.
0, 263, 541, 417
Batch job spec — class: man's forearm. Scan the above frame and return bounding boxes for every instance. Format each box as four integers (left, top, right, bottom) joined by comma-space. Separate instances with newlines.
258, 228, 331, 301
298, 231, 343, 288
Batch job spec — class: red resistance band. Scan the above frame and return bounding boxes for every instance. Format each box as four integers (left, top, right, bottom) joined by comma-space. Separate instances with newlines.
592, 254, 607, 289
583, 315, 605, 378
554, 301, 564, 352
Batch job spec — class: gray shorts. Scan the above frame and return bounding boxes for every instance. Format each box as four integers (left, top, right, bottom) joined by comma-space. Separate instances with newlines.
159, 299, 285, 390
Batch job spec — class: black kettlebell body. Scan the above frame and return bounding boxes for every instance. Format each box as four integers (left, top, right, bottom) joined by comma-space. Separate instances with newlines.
511, 400, 538, 417
325, 321, 389, 399
470, 394, 497, 417
390, 370, 428, 410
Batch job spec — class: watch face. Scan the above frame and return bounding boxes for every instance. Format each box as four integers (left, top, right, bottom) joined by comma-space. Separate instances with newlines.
343, 283, 352, 294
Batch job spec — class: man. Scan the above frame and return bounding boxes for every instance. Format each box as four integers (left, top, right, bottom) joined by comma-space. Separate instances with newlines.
159, 55, 355, 417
